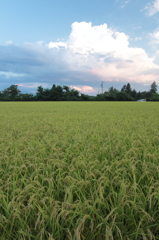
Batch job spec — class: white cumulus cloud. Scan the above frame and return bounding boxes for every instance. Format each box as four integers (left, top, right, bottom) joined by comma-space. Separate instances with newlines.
1, 21, 159, 93
48, 22, 159, 84
48, 41, 67, 49
68, 22, 129, 55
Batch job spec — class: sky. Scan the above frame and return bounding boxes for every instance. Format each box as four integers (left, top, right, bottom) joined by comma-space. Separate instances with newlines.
1, 0, 159, 95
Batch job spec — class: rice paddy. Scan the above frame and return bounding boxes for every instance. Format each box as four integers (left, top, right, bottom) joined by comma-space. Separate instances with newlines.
1, 102, 159, 240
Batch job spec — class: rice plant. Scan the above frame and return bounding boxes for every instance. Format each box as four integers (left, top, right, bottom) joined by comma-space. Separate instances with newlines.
0, 102, 159, 240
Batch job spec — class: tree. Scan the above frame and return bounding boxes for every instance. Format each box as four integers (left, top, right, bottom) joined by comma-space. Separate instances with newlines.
115, 92, 133, 101
130, 89, 137, 99
0, 91, 3, 100
150, 81, 157, 93
55, 85, 64, 100
121, 84, 127, 92
126, 83, 132, 94
37, 86, 45, 100
70, 88, 80, 100
121, 83, 131, 94
150, 92, 159, 101
63, 85, 70, 92
43, 89, 51, 100
3, 85, 21, 100
81, 94, 89, 101
121, 83, 132, 95
63, 86, 71, 100
18, 93, 34, 101
137, 91, 141, 100
109, 86, 118, 93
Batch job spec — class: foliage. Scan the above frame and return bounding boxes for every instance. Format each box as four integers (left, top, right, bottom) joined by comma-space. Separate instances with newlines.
150, 81, 157, 93
1, 85, 21, 100
1, 102, 159, 239
109, 86, 118, 93
121, 83, 131, 94
0, 82, 159, 101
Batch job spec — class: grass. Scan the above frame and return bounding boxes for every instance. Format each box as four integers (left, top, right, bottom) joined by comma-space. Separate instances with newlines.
1, 102, 159, 240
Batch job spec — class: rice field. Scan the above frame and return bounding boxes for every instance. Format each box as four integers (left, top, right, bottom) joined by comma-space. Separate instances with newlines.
1, 102, 159, 240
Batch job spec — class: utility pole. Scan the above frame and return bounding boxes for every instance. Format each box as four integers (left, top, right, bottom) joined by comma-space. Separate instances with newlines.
101, 81, 104, 94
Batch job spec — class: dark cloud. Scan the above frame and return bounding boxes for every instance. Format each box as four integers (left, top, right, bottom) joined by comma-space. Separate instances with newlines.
0, 43, 102, 93
0, 31, 158, 95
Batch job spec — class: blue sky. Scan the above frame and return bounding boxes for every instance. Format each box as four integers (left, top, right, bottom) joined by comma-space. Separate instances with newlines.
1, 0, 159, 95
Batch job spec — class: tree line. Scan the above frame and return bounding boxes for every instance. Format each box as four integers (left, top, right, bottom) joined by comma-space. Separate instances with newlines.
0, 81, 158, 101
97, 81, 158, 101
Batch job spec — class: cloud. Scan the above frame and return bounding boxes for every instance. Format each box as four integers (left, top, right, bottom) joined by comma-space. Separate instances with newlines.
48, 42, 67, 49
134, 37, 142, 41
132, 26, 141, 30
71, 85, 96, 93
145, 0, 159, 16
149, 30, 159, 63
0, 71, 25, 78
5, 40, 12, 45
67, 22, 129, 55
121, 0, 130, 8
49, 22, 159, 84
1, 21, 159, 94
150, 31, 159, 43
17, 82, 49, 88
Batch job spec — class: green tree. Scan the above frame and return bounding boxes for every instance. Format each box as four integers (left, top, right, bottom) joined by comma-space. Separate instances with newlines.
150, 81, 157, 93
70, 88, 80, 100
63, 86, 71, 100
121, 83, 131, 94
116, 92, 133, 101
150, 92, 159, 101
126, 83, 132, 94
55, 85, 64, 100
121, 84, 127, 92
109, 86, 118, 93
121, 83, 132, 95
37, 86, 44, 100
49, 84, 64, 101
3, 85, 21, 100
18, 93, 34, 101
81, 94, 89, 101
130, 89, 137, 100
0, 91, 3, 100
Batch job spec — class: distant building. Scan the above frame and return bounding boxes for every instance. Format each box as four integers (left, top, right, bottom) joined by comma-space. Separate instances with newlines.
137, 99, 146, 102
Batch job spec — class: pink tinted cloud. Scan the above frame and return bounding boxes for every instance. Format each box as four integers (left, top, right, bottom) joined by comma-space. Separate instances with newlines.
71, 85, 96, 93
17, 83, 34, 88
